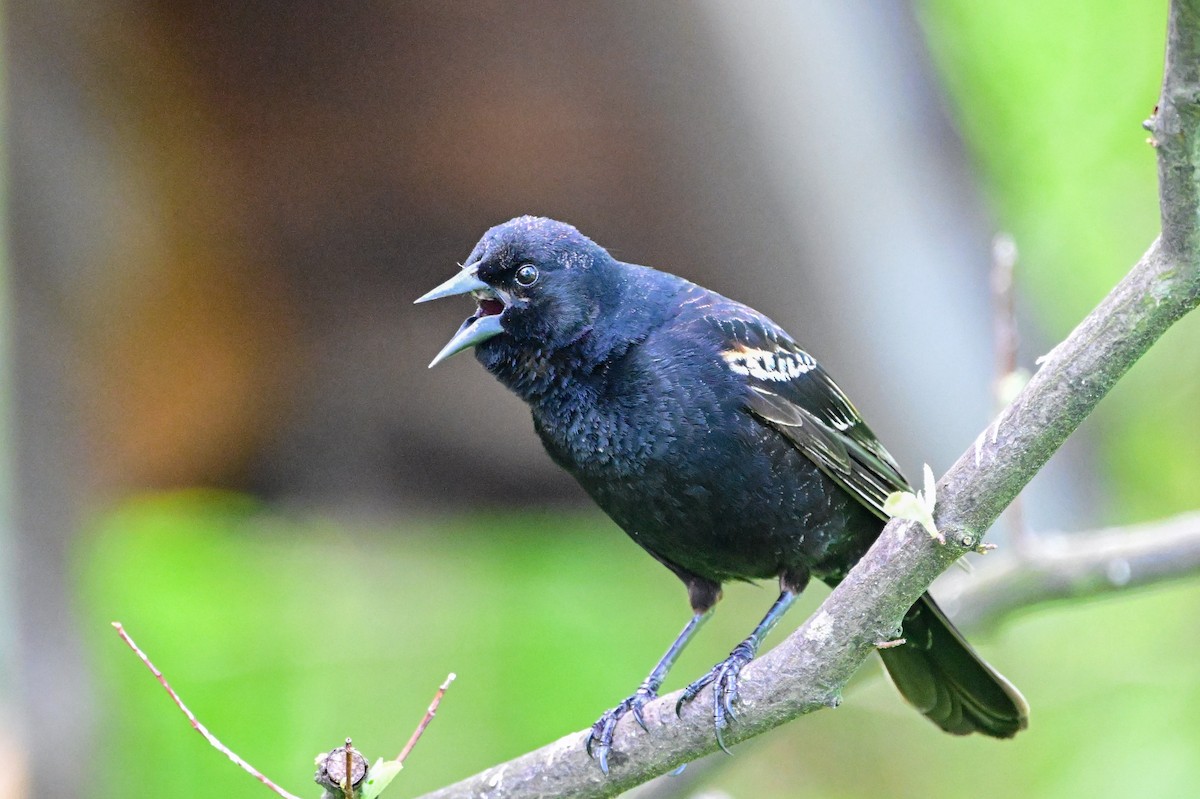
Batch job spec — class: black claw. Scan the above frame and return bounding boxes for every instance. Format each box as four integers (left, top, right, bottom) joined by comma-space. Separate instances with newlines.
675, 686, 697, 717
586, 687, 658, 774
677, 644, 756, 752
584, 727, 598, 758
632, 703, 648, 732
677, 670, 715, 714
585, 716, 617, 775
714, 721, 733, 756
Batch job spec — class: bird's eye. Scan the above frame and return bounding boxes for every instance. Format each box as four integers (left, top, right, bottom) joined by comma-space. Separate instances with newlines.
515, 264, 539, 287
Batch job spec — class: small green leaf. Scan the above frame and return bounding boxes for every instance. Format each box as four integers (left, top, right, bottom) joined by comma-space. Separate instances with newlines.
922, 463, 937, 509
361, 760, 404, 799
883, 463, 942, 543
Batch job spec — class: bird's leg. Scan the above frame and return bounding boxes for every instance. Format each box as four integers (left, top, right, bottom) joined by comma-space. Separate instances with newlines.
676, 590, 798, 753
586, 609, 712, 774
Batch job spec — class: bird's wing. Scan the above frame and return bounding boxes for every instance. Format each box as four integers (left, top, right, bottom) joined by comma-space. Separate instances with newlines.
702, 307, 910, 519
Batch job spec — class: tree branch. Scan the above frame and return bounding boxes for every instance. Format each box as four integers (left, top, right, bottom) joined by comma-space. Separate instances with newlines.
936, 511, 1200, 629
412, 4, 1200, 797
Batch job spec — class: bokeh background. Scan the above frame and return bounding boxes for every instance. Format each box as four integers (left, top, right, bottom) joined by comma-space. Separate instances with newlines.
4, 2, 1199, 798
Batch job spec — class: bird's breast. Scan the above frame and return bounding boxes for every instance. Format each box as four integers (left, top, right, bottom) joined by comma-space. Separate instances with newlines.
531, 388, 662, 478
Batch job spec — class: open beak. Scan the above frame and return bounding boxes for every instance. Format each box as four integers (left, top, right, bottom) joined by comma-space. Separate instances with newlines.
415, 266, 508, 368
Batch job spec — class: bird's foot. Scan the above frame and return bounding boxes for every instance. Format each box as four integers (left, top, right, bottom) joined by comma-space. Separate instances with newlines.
585, 685, 658, 775
675, 640, 757, 754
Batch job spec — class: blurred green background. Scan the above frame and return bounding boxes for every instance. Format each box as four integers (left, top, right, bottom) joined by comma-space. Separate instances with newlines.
7, 2, 1200, 798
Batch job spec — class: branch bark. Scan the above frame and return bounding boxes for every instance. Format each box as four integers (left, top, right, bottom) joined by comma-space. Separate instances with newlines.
412, 4, 1200, 797
937, 511, 1200, 629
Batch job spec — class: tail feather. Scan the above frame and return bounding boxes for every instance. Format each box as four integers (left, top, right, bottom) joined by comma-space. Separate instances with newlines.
879, 593, 1028, 738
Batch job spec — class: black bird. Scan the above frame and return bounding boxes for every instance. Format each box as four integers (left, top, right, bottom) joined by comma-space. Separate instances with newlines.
416, 217, 1028, 772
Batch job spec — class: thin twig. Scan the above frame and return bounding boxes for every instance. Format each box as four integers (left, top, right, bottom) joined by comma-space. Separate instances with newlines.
874, 638, 907, 650
990, 233, 1031, 552
112, 622, 304, 799
991, 233, 1020, 387
936, 510, 1200, 629
397, 672, 456, 764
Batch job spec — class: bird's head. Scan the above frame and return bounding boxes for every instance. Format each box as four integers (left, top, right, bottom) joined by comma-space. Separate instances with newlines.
415, 216, 617, 369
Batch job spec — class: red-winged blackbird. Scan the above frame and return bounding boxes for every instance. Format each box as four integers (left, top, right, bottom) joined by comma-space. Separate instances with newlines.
417, 216, 1028, 773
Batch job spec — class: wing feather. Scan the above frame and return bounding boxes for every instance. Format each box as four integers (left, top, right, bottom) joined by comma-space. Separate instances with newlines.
702, 306, 910, 519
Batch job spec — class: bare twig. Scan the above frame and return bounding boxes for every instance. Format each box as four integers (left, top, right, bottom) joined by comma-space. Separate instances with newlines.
397, 672, 456, 764
990, 233, 1031, 551
315, 740, 369, 799
990, 232, 1020, 390
937, 510, 1200, 629
119, 618, 456, 799
408, 3, 1200, 797
874, 638, 907, 650
112, 622, 305, 799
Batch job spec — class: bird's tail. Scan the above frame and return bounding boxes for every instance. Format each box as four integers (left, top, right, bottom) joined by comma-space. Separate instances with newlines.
878, 593, 1028, 738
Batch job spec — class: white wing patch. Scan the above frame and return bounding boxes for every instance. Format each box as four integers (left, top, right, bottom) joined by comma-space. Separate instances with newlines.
722, 345, 816, 382
825, 407, 858, 432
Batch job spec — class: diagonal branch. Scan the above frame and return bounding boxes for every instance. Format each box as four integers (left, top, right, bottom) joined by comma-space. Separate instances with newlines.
412, 4, 1200, 797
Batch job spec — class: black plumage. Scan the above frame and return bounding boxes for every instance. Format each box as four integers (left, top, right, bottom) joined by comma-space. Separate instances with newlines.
417, 216, 1028, 771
